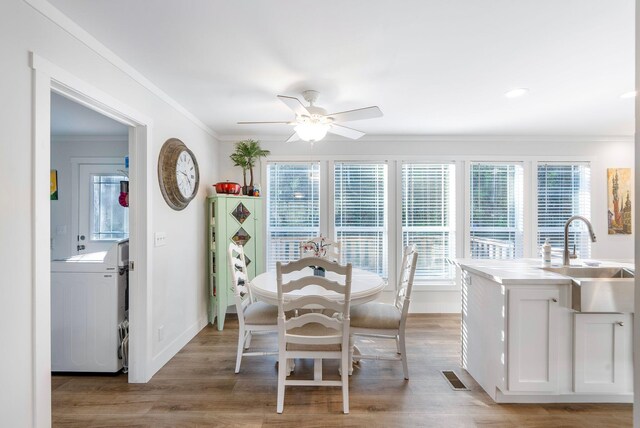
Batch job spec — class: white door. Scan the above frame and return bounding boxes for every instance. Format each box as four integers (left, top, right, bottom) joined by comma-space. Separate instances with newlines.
507, 287, 560, 392
574, 313, 633, 393
74, 163, 128, 254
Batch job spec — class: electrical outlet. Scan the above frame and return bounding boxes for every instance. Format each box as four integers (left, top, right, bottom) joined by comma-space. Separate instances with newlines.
154, 232, 167, 247
158, 325, 165, 341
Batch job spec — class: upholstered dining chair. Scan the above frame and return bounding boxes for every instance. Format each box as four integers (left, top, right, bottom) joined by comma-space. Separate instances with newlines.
228, 242, 278, 373
299, 235, 342, 262
350, 245, 418, 379
276, 257, 352, 414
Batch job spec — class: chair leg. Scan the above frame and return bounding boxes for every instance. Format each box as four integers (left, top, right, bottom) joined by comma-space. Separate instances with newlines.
395, 335, 401, 354
341, 349, 349, 414
235, 328, 245, 374
399, 330, 409, 380
277, 353, 287, 414
244, 331, 252, 349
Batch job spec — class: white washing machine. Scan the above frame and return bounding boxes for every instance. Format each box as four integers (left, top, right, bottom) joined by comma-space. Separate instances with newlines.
51, 239, 128, 372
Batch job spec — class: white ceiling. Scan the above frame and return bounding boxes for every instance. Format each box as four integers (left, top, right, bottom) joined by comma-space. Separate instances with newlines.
48, 0, 635, 138
51, 92, 128, 137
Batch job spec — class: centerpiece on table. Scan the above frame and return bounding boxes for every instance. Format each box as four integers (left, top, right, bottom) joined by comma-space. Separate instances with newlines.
301, 236, 331, 276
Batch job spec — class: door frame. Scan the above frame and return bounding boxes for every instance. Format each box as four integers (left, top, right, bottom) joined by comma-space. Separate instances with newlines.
31, 52, 153, 427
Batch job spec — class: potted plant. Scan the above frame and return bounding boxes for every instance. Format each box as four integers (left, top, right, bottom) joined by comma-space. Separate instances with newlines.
230, 139, 270, 195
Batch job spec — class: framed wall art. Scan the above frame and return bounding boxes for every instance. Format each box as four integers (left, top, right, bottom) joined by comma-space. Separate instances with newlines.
607, 168, 632, 234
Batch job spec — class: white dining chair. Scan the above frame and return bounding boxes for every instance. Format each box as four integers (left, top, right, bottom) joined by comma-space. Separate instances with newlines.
228, 242, 278, 374
299, 235, 342, 262
276, 257, 352, 414
350, 245, 418, 379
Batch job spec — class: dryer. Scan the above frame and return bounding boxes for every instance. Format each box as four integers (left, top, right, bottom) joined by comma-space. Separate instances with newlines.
51, 239, 128, 372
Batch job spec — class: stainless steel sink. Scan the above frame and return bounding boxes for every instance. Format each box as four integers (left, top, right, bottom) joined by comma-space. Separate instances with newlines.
542, 266, 634, 279
541, 266, 635, 312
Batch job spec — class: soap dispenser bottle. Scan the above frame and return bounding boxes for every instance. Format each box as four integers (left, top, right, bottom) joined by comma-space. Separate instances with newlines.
542, 238, 552, 266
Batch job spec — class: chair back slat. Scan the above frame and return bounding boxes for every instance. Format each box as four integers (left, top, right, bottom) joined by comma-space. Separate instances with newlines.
282, 295, 345, 313
284, 312, 343, 331
280, 257, 350, 276
281, 276, 345, 295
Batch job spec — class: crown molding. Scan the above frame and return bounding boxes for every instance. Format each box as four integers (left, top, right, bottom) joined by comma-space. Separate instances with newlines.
23, 0, 219, 139
217, 134, 635, 144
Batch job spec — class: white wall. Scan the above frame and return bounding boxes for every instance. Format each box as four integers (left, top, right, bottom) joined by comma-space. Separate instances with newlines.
50, 136, 128, 260
0, 1, 219, 425
219, 136, 634, 312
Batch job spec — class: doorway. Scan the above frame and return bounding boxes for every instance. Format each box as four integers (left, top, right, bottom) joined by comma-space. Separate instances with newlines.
31, 53, 152, 427
50, 92, 131, 374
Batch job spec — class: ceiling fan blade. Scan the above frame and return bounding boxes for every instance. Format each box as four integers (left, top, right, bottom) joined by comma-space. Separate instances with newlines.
277, 95, 310, 117
237, 121, 293, 125
327, 106, 383, 123
328, 124, 365, 140
285, 132, 300, 143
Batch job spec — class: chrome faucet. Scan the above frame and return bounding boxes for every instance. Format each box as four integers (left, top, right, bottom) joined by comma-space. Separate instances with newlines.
563, 215, 597, 266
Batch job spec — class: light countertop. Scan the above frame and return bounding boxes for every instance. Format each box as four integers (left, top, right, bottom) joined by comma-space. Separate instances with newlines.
455, 258, 634, 285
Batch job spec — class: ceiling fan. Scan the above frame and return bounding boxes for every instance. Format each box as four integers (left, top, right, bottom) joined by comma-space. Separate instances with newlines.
238, 90, 383, 143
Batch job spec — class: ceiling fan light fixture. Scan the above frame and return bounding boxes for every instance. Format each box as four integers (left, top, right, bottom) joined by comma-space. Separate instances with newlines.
504, 88, 529, 98
294, 123, 330, 142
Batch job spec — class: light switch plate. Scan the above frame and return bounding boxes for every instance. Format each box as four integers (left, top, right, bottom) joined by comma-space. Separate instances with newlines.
154, 232, 167, 247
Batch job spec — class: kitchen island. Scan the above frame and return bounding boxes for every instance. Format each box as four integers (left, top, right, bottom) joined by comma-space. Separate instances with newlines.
457, 258, 634, 403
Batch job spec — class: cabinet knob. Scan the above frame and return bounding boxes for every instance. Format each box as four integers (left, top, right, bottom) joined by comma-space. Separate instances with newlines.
551, 298, 558, 303
617, 321, 624, 327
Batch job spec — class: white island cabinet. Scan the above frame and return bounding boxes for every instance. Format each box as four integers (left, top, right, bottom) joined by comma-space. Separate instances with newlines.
458, 259, 633, 403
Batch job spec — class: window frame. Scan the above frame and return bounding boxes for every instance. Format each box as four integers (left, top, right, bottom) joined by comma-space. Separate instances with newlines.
264, 161, 322, 271
88, 172, 129, 242
398, 161, 457, 286
261, 153, 595, 292
466, 161, 526, 260
533, 160, 592, 259
333, 160, 390, 281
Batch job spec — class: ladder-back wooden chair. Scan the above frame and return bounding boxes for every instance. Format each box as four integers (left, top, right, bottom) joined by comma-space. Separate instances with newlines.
228, 242, 277, 373
276, 257, 352, 414
350, 245, 418, 379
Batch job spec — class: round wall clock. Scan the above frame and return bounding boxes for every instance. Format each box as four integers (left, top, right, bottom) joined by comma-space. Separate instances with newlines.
158, 138, 200, 211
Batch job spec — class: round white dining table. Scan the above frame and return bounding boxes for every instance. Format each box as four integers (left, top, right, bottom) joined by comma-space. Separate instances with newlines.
250, 267, 385, 306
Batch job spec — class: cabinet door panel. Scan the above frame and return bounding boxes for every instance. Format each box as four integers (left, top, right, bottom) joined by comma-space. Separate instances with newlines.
507, 288, 559, 392
574, 313, 632, 393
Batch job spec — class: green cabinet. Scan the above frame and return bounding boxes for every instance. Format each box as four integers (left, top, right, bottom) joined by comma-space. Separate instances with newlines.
207, 195, 264, 330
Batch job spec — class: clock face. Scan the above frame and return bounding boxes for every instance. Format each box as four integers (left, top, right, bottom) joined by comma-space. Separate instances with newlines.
176, 150, 196, 198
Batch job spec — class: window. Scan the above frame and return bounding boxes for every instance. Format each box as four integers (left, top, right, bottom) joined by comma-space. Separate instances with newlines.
334, 162, 388, 279
266, 162, 320, 271
402, 163, 456, 282
469, 163, 523, 259
537, 163, 591, 258
90, 174, 128, 241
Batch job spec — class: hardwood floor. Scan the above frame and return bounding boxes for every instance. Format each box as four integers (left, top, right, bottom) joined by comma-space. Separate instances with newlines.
52, 314, 632, 427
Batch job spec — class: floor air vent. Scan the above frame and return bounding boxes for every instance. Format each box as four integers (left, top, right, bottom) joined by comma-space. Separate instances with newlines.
441, 370, 468, 390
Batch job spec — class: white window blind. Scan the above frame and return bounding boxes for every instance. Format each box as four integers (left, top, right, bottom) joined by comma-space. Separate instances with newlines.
334, 162, 388, 279
469, 163, 524, 259
266, 162, 320, 271
402, 163, 456, 282
537, 163, 591, 258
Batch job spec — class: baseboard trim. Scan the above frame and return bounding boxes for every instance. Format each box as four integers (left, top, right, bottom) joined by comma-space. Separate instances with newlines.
149, 316, 208, 376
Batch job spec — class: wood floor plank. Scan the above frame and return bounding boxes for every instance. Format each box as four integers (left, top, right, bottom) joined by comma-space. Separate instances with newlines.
52, 314, 632, 427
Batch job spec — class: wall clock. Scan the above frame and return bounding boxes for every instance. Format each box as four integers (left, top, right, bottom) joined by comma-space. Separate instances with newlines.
158, 138, 200, 211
